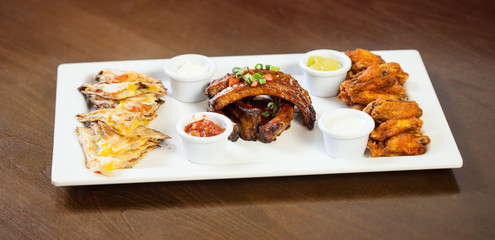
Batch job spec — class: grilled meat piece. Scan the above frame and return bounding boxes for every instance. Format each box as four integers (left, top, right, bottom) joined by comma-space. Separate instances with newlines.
222, 96, 294, 143
225, 100, 262, 141
206, 69, 315, 129
206, 69, 311, 103
258, 100, 294, 143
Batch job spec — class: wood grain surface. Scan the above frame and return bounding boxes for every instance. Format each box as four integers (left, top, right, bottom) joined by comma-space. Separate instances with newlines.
1, 0, 494, 239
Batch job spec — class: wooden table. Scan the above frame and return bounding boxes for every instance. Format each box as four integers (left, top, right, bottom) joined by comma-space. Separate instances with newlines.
1, 0, 494, 239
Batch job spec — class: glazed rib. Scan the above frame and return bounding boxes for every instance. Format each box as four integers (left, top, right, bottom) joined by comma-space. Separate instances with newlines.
224, 100, 262, 141
258, 100, 294, 143
207, 81, 315, 129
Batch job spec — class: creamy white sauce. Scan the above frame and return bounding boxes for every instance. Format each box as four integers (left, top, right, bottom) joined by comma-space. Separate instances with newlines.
325, 115, 368, 136
174, 62, 209, 76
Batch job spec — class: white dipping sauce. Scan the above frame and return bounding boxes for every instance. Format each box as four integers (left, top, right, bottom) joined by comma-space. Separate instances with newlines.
174, 62, 209, 76
325, 115, 369, 136
318, 108, 374, 158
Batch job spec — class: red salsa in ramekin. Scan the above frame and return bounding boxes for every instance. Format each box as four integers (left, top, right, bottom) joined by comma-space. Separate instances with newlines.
184, 119, 225, 137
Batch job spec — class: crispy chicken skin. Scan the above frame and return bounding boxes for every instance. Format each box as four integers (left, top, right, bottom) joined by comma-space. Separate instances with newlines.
339, 48, 429, 157
338, 62, 409, 107
345, 48, 386, 78
363, 98, 429, 157
348, 90, 407, 106
378, 62, 409, 85
368, 132, 431, 157
363, 98, 422, 123
370, 117, 423, 141
352, 63, 408, 91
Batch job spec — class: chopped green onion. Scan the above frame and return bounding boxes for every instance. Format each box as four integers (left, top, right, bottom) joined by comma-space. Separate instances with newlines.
231, 64, 280, 86
261, 111, 270, 117
267, 101, 279, 113
243, 73, 253, 83
253, 72, 263, 80
267, 102, 276, 109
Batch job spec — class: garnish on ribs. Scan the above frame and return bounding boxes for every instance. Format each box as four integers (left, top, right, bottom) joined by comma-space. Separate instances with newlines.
205, 65, 315, 143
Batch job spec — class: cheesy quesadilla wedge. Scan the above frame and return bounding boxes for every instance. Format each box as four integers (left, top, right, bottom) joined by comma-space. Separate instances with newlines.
79, 81, 166, 100
76, 69, 169, 176
86, 93, 164, 119
76, 121, 170, 176
76, 108, 153, 135
96, 69, 162, 84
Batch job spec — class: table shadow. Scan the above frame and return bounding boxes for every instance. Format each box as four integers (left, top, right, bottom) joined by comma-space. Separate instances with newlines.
60, 169, 459, 212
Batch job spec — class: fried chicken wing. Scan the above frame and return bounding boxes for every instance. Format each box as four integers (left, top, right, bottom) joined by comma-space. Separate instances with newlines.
339, 48, 430, 157
363, 98, 422, 123
345, 48, 385, 78
352, 65, 397, 91
349, 90, 408, 106
338, 61, 409, 107
364, 99, 429, 157
370, 117, 423, 141
368, 132, 431, 157
378, 62, 409, 85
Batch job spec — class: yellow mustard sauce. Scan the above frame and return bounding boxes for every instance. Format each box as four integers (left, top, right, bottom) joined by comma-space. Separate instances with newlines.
307, 56, 342, 71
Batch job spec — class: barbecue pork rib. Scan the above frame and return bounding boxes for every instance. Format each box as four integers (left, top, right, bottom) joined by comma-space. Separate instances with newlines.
205, 69, 316, 130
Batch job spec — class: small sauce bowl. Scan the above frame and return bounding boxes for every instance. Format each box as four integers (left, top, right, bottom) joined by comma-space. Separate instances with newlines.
176, 112, 233, 164
299, 49, 351, 97
164, 54, 216, 102
318, 109, 375, 159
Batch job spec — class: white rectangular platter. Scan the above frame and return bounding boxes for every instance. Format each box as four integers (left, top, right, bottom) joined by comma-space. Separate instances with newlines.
51, 50, 463, 186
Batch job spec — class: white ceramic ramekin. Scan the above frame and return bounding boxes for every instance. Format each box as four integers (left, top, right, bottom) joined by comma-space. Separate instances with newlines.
299, 49, 351, 97
318, 108, 375, 158
164, 54, 216, 102
176, 112, 233, 164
